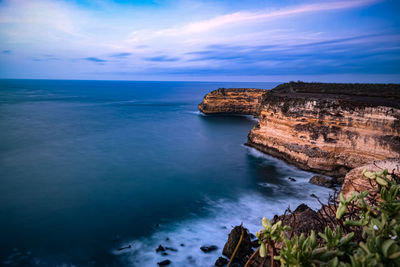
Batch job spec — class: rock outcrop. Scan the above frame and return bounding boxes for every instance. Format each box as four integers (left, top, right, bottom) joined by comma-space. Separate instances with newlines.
246, 82, 400, 177
222, 225, 254, 263
199, 83, 400, 177
340, 158, 400, 198
309, 175, 335, 188
198, 88, 266, 116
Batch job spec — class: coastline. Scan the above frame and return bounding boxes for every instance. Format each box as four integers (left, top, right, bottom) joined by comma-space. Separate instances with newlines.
198, 82, 400, 266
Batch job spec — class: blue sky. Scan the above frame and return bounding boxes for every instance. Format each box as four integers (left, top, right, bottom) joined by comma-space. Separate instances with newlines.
0, 0, 399, 82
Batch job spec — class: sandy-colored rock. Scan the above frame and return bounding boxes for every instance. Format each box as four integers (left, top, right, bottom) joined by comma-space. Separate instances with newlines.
340, 158, 400, 198
199, 88, 266, 116
247, 83, 400, 177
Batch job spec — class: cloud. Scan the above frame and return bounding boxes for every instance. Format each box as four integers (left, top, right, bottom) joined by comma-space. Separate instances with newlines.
157, 0, 380, 35
30, 55, 60, 61
0, 0, 397, 81
144, 55, 180, 62
83, 57, 107, 63
110, 52, 132, 58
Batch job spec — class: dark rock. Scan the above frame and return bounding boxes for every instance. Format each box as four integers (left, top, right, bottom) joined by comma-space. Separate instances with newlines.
229, 262, 243, 267
162, 252, 168, 256
274, 203, 324, 236
222, 226, 253, 263
332, 176, 345, 185
156, 245, 165, 252
165, 237, 170, 241
117, 245, 131, 251
309, 175, 334, 188
200, 245, 218, 253
157, 259, 171, 266
294, 203, 309, 212
310, 193, 317, 198
215, 256, 228, 266
165, 247, 177, 252
180, 243, 185, 247
288, 177, 296, 182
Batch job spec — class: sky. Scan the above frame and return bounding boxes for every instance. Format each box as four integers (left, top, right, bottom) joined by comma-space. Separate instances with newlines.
0, 0, 399, 82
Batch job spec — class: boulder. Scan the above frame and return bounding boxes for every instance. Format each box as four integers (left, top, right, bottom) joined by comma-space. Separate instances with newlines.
215, 256, 228, 266
273, 203, 324, 236
309, 175, 334, 188
157, 259, 171, 266
200, 245, 218, 253
156, 245, 165, 252
340, 158, 400, 199
222, 226, 253, 263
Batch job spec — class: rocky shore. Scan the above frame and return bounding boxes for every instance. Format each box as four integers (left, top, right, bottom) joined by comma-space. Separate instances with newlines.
199, 82, 400, 177
198, 82, 400, 266
212, 158, 400, 267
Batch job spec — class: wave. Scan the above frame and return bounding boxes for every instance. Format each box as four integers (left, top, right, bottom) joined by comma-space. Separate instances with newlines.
115, 151, 334, 266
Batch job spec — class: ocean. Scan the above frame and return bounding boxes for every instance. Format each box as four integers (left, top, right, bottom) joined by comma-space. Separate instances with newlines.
0, 80, 333, 266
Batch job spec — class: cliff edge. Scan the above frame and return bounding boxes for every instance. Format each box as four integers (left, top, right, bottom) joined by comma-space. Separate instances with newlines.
247, 82, 400, 177
198, 88, 266, 116
199, 82, 400, 177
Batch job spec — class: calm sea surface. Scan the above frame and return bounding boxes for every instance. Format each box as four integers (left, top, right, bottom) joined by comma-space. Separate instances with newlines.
0, 80, 332, 266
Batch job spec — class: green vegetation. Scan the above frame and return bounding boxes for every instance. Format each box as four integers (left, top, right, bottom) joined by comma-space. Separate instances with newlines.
255, 169, 400, 266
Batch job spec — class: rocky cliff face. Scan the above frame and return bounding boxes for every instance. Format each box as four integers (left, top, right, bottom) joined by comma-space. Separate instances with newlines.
198, 88, 266, 116
246, 83, 400, 177
199, 82, 400, 177
340, 158, 400, 199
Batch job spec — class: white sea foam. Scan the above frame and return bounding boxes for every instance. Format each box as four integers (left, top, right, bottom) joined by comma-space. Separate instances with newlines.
116, 147, 334, 267
186, 110, 205, 116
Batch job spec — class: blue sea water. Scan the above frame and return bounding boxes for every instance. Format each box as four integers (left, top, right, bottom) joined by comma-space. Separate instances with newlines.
0, 80, 333, 266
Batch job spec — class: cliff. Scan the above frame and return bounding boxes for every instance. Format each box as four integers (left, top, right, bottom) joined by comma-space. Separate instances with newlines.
198, 88, 266, 116
199, 82, 400, 177
246, 82, 400, 177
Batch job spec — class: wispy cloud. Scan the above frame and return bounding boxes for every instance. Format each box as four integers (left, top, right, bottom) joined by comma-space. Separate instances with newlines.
157, 0, 380, 35
110, 52, 132, 58
144, 56, 180, 62
0, 0, 398, 81
30, 55, 60, 61
83, 57, 107, 63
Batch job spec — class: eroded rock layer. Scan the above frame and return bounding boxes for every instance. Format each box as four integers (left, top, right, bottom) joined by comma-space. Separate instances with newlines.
340, 158, 400, 198
247, 83, 400, 177
198, 88, 266, 116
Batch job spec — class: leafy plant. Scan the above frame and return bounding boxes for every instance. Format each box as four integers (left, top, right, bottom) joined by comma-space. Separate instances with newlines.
253, 168, 400, 267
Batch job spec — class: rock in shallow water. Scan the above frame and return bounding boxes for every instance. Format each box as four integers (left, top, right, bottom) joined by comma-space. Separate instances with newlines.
157, 259, 171, 266
200, 245, 218, 253
156, 245, 165, 252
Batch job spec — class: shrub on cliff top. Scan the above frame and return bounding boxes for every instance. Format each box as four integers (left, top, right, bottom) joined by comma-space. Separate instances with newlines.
254, 169, 400, 267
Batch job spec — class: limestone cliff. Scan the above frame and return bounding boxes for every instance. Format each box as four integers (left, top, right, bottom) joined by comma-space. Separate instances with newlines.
198, 88, 266, 116
247, 82, 400, 177
199, 82, 400, 177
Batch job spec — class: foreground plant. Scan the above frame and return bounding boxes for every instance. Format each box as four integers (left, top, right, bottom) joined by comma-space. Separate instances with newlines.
253, 168, 400, 267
